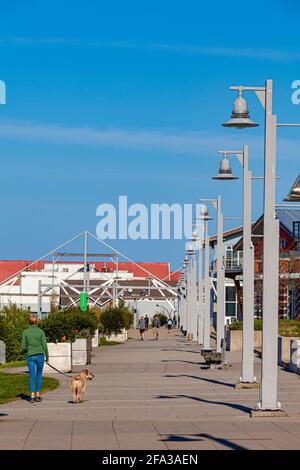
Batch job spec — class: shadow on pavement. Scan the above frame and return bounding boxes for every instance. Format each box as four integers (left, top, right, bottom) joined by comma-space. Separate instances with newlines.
161, 359, 202, 365
155, 394, 251, 414
164, 374, 235, 388
161, 434, 204, 442
160, 433, 247, 450
161, 349, 201, 354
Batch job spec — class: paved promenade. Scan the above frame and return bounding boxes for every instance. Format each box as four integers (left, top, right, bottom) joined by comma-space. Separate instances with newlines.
1, 329, 300, 450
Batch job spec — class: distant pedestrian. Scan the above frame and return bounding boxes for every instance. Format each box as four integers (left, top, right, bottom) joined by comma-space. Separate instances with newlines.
138, 316, 146, 341
152, 316, 160, 340
21, 314, 49, 403
167, 318, 173, 333
144, 315, 149, 331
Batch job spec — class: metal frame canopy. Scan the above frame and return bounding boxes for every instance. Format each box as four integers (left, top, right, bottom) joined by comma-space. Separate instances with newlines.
0, 230, 179, 313
53, 252, 118, 258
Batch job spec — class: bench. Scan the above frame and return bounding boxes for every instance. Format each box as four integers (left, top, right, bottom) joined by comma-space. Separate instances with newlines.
200, 339, 226, 369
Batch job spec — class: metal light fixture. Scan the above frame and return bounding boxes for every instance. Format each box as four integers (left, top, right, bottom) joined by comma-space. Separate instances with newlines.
183, 255, 189, 266
186, 243, 194, 255
284, 174, 300, 201
212, 155, 239, 180
191, 230, 198, 240
198, 203, 213, 221
223, 89, 259, 129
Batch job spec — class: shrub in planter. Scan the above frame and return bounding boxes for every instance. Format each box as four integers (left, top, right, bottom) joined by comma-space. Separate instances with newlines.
40, 310, 76, 343
0, 304, 30, 361
67, 308, 98, 339
117, 301, 134, 330
89, 307, 102, 329
229, 320, 262, 331
154, 313, 168, 327
100, 308, 125, 337
40, 308, 98, 343
279, 319, 300, 337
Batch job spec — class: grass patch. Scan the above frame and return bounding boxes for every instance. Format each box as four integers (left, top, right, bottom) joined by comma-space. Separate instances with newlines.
99, 337, 121, 346
230, 320, 262, 331
0, 371, 59, 404
0, 360, 27, 369
229, 319, 300, 337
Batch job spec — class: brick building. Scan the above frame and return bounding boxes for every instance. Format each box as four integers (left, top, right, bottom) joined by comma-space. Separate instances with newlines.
234, 208, 300, 320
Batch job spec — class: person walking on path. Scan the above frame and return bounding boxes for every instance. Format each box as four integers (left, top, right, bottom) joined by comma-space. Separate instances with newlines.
21, 314, 49, 403
152, 316, 160, 340
167, 318, 173, 334
144, 315, 149, 331
138, 316, 146, 341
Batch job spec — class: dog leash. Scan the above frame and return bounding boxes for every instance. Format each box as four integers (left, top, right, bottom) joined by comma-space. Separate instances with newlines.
46, 362, 73, 379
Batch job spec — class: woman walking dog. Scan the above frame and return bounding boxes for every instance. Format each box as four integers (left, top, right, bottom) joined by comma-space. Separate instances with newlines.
22, 314, 49, 403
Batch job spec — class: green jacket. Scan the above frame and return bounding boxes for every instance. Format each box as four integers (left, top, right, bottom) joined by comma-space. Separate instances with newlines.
21, 325, 49, 360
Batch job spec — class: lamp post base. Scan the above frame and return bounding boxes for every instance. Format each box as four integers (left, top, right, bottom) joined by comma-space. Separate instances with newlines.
235, 381, 260, 389
251, 409, 288, 418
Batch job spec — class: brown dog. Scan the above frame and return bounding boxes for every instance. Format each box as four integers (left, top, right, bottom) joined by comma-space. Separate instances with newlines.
70, 369, 94, 403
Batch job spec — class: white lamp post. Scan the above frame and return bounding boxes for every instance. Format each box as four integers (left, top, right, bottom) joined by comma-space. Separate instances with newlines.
213, 145, 258, 387
183, 255, 190, 337
223, 80, 300, 415
197, 203, 214, 350
198, 199, 224, 353
186, 244, 197, 341
190, 230, 205, 345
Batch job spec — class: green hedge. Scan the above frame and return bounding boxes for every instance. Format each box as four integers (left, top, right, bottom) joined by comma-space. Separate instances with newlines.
0, 305, 30, 362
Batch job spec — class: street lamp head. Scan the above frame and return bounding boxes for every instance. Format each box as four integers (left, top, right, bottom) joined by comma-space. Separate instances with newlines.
212, 155, 239, 180
284, 174, 300, 201
191, 230, 198, 240
186, 243, 194, 255
223, 89, 259, 129
199, 203, 213, 220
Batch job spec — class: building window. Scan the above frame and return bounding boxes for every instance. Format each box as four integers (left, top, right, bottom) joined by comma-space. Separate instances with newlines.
279, 239, 286, 249
225, 286, 237, 318
225, 245, 233, 258
293, 222, 300, 239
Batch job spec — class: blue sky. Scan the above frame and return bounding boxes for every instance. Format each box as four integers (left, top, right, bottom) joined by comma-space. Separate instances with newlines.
0, 0, 299, 269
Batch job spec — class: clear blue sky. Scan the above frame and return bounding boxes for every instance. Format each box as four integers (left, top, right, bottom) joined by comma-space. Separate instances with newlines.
0, 0, 299, 269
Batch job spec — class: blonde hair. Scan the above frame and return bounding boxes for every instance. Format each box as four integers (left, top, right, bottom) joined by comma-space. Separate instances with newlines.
28, 314, 38, 325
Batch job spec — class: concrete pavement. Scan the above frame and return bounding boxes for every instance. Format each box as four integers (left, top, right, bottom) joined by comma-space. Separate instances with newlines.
1, 328, 300, 450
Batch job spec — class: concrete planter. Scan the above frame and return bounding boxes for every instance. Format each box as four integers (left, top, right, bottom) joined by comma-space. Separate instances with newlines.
105, 328, 128, 343
278, 336, 292, 367
226, 329, 262, 352
289, 339, 300, 373
92, 329, 100, 348
72, 338, 92, 366
43, 342, 72, 374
